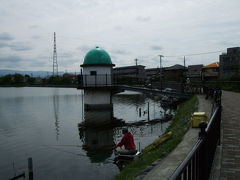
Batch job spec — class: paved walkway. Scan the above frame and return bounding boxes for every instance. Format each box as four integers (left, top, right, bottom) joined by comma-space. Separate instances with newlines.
220, 91, 240, 180
142, 95, 212, 180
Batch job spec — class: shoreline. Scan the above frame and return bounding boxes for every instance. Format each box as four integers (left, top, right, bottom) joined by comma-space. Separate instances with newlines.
114, 96, 198, 180
0, 84, 77, 88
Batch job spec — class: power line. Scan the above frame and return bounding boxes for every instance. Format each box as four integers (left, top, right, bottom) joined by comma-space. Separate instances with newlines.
165, 50, 224, 57
139, 49, 223, 63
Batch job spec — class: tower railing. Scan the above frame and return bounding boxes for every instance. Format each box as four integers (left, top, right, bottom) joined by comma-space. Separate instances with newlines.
78, 74, 114, 88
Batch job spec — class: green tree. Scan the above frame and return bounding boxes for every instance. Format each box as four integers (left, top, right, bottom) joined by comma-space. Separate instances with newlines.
47, 75, 62, 85
0, 74, 13, 85
24, 74, 35, 85
62, 76, 72, 85
13, 74, 24, 84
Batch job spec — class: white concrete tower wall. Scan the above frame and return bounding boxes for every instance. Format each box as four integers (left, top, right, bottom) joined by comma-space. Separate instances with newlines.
84, 90, 111, 105
83, 66, 112, 75
83, 66, 112, 86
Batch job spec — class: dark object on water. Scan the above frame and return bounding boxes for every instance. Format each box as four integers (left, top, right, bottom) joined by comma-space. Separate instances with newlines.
114, 151, 141, 160
9, 172, 25, 180
113, 150, 141, 170
28, 157, 33, 180
161, 95, 179, 108
125, 115, 173, 126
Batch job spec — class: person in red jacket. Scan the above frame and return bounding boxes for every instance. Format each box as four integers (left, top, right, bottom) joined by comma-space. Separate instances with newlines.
113, 126, 136, 155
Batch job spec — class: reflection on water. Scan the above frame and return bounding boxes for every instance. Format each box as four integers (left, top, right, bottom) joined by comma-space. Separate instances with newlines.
81, 127, 114, 163
79, 108, 115, 162
53, 95, 60, 140
79, 107, 119, 163
83, 109, 113, 126
113, 92, 169, 122
0, 87, 174, 180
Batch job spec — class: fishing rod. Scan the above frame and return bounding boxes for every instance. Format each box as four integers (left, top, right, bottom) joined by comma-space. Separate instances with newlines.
42, 144, 87, 157
45, 144, 82, 147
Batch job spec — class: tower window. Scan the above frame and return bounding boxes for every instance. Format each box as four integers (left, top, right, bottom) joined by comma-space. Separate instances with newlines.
90, 71, 97, 76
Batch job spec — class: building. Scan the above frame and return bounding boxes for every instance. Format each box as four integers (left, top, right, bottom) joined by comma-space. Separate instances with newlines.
164, 64, 186, 81
145, 68, 164, 80
187, 64, 203, 81
202, 62, 219, 81
219, 47, 240, 77
113, 65, 146, 83
79, 46, 115, 109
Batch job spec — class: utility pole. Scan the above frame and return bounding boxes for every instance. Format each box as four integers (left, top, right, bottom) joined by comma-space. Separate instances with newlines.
135, 58, 138, 84
159, 55, 164, 91
184, 56, 187, 79
184, 56, 186, 68
135, 58, 138, 66
53, 32, 58, 76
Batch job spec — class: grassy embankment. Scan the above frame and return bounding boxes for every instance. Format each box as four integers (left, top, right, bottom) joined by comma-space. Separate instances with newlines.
114, 95, 198, 180
219, 82, 240, 93
207, 81, 240, 93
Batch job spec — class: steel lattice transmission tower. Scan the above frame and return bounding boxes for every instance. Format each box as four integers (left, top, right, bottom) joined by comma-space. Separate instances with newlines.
52, 32, 58, 76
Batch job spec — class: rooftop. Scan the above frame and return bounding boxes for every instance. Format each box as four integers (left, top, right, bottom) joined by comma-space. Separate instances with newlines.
165, 64, 186, 70
114, 65, 145, 70
202, 62, 219, 69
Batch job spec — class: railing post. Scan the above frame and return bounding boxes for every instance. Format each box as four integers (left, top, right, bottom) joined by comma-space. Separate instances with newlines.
216, 89, 222, 108
199, 122, 207, 139
106, 74, 107, 85
198, 122, 208, 180
95, 75, 97, 87
85, 75, 87, 87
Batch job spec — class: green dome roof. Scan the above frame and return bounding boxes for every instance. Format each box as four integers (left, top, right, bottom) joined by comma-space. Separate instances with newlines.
83, 47, 112, 65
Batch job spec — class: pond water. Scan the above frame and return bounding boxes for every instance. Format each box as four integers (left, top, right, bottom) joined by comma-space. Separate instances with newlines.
0, 87, 173, 180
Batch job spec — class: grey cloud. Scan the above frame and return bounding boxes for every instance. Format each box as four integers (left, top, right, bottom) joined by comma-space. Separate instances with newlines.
32, 35, 41, 39
29, 25, 39, 29
114, 26, 123, 31
217, 40, 237, 47
196, 20, 240, 30
9, 44, 32, 51
30, 61, 47, 67
77, 45, 93, 53
136, 16, 151, 22
0, 41, 8, 48
0, 41, 32, 51
58, 53, 73, 58
0, 55, 22, 63
111, 49, 131, 55
151, 56, 158, 61
110, 54, 117, 60
37, 55, 51, 59
0, 32, 13, 41
0, 55, 47, 69
151, 45, 163, 51
61, 58, 79, 66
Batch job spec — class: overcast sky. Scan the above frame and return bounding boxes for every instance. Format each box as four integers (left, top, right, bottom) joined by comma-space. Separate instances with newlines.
0, 0, 240, 72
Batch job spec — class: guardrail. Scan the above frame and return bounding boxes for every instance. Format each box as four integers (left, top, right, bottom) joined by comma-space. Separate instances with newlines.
170, 91, 222, 180
77, 75, 193, 99
78, 74, 114, 88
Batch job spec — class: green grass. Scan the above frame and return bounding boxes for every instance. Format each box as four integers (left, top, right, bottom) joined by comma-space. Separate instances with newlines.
221, 85, 240, 93
205, 78, 240, 93
114, 96, 198, 180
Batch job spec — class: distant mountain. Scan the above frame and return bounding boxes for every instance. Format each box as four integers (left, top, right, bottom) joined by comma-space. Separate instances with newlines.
0, 69, 65, 77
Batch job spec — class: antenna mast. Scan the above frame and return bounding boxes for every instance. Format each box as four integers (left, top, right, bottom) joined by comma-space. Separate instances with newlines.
53, 32, 58, 76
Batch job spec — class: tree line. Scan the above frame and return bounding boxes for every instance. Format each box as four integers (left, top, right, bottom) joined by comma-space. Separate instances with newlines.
0, 74, 78, 86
